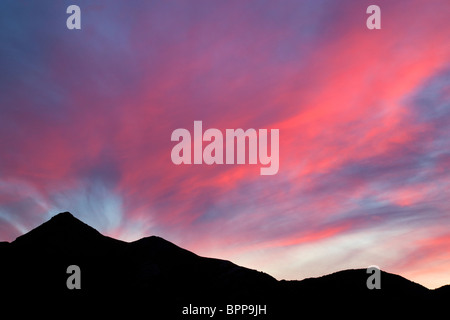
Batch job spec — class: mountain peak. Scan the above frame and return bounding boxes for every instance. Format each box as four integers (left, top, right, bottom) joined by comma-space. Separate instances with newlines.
12, 211, 102, 248
51, 211, 76, 219
47, 211, 91, 227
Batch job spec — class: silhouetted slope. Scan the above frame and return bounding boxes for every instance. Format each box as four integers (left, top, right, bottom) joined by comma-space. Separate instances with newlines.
277, 268, 433, 316
3, 212, 127, 298
0, 212, 448, 317
126, 236, 276, 300
289, 268, 429, 298
1, 212, 276, 311
434, 284, 450, 300
12, 211, 125, 252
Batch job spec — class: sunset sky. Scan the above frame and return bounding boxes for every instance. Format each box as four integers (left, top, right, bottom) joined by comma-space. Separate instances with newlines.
1, 0, 449, 289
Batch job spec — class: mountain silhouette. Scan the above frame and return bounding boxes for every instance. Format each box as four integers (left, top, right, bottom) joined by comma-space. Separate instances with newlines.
0, 212, 447, 318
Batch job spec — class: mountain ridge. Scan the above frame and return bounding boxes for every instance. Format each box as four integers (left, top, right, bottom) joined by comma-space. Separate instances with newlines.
0, 212, 448, 317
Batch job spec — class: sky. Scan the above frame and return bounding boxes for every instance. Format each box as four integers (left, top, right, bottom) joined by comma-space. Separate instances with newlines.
0, 0, 449, 289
